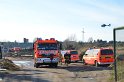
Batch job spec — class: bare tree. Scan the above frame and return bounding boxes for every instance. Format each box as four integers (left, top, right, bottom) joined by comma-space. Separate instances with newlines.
88, 37, 93, 43
68, 34, 77, 41
63, 34, 78, 50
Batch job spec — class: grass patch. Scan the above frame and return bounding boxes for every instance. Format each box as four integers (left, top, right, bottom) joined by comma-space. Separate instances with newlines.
109, 60, 124, 82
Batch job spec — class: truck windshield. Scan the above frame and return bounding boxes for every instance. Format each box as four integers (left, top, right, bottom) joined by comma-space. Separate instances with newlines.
101, 49, 113, 55
37, 43, 57, 50
70, 51, 78, 55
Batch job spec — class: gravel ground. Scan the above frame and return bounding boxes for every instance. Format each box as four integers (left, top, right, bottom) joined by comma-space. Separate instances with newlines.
0, 57, 113, 82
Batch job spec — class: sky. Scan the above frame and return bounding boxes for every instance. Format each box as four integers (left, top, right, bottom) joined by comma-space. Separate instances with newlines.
0, 0, 124, 42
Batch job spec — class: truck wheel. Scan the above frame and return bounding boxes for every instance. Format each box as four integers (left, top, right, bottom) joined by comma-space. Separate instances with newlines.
49, 64, 53, 67
36, 63, 39, 68
54, 63, 58, 68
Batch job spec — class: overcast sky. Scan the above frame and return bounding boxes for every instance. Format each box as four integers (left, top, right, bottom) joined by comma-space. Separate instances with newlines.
0, 0, 124, 42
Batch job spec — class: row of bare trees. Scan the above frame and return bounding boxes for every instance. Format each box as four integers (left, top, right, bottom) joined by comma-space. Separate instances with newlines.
62, 34, 115, 60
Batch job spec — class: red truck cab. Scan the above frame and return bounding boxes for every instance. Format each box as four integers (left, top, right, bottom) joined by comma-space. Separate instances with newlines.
33, 38, 61, 68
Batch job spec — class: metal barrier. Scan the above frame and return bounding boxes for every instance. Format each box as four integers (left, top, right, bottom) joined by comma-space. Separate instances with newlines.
114, 27, 124, 82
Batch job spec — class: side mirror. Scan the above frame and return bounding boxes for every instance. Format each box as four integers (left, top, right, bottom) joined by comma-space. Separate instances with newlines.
33, 43, 34, 50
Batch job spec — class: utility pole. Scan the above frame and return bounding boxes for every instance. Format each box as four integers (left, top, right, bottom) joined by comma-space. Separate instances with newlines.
0, 46, 2, 59
82, 28, 85, 42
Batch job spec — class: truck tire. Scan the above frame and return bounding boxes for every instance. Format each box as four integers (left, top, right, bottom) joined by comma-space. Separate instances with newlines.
49, 64, 52, 67
36, 63, 39, 68
54, 63, 58, 68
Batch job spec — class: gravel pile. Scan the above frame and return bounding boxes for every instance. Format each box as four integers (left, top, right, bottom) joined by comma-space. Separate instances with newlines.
0, 59, 20, 71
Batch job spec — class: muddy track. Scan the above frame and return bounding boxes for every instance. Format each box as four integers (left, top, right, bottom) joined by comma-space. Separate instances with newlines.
1, 58, 112, 82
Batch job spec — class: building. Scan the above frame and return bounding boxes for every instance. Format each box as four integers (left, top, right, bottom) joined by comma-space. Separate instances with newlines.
23, 38, 29, 43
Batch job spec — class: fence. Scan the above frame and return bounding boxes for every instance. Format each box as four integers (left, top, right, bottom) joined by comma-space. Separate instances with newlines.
114, 26, 124, 82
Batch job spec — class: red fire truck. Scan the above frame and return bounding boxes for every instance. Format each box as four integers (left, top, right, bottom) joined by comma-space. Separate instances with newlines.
33, 38, 61, 68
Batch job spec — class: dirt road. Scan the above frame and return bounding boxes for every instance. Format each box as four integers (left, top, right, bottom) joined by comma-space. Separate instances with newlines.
1, 58, 112, 82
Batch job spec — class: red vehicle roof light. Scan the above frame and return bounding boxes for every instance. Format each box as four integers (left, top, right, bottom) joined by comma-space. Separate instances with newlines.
50, 38, 55, 40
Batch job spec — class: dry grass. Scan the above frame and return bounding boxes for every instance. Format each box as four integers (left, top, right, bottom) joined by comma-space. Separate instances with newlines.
108, 60, 124, 82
